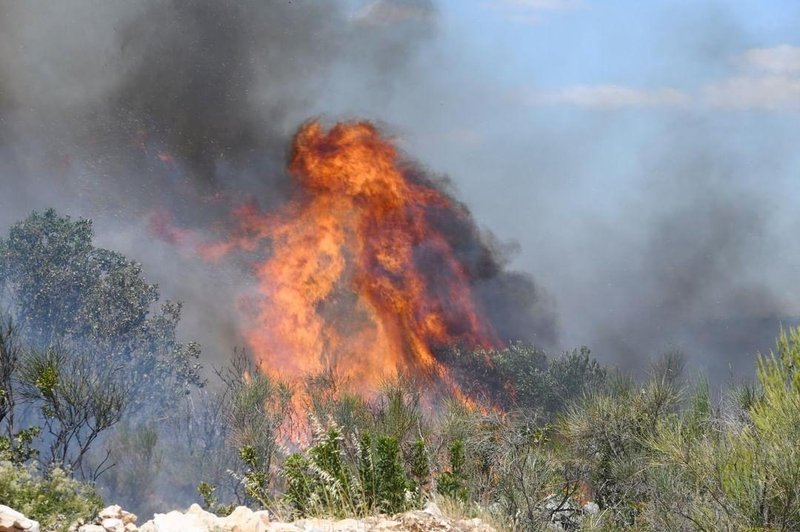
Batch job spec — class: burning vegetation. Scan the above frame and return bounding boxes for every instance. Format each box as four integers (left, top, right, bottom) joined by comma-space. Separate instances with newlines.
202, 121, 524, 403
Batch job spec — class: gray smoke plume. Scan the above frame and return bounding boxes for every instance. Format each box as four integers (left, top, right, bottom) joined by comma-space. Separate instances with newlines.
1, 0, 794, 386
0, 0, 557, 367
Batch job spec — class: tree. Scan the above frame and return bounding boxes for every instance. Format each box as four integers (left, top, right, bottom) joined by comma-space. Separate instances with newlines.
0, 209, 202, 413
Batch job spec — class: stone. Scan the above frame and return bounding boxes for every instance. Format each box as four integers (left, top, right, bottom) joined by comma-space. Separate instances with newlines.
265, 525, 302, 532
99, 506, 123, 520
422, 502, 444, 519
582, 501, 599, 516
369, 520, 403, 530
253, 511, 271, 524
0, 505, 40, 532
138, 510, 211, 532
101, 517, 124, 532
105, 501, 498, 532
120, 511, 138, 526
332, 519, 367, 531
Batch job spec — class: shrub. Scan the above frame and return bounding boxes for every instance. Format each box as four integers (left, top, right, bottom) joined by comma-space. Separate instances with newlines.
18, 345, 127, 479
409, 437, 430, 495
373, 435, 411, 513
493, 421, 556, 531
558, 357, 682, 527
99, 422, 162, 517
649, 328, 800, 530
221, 353, 293, 507
444, 342, 606, 418
437, 440, 468, 501
281, 416, 418, 519
0, 460, 101, 531
282, 421, 358, 518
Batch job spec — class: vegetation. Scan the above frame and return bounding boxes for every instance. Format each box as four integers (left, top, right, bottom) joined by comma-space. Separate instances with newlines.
0, 460, 101, 531
1, 209, 799, 531
0, 210, 204, 525
0, 208, 203, 414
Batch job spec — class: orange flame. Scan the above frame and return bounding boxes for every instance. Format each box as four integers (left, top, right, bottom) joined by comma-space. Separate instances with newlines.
209, 121, 502, 400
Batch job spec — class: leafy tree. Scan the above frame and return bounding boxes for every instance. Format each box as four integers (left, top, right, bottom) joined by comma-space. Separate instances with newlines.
0, 209, 202, 412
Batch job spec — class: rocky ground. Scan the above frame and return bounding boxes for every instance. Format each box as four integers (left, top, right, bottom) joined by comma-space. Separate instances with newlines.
0, 502, 498, 532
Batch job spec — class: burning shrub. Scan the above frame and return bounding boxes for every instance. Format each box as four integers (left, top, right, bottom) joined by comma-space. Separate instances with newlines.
444, 342, 607, 417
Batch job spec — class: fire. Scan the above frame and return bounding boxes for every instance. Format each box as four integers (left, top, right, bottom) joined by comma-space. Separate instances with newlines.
207, 121, 502, 400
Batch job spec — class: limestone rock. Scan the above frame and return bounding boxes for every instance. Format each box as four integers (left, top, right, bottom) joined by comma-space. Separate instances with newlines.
78, 526, 106, 532
106, 502, 497, 532
138, 509, 213, 532
264, 525, 302, 532
76, 504, 138, 532
101, 517, 124, 531
98, 507, 122, 520
0, 505, 40, 532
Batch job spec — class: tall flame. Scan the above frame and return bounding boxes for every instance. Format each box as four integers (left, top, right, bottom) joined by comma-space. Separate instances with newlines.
207, 121, 502, 397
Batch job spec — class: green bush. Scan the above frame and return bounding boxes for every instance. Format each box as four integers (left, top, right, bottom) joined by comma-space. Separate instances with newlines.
0, 460, 101, 531
437, 440, 468, 501
649, 328, 800, 530
280, 415, 419, 519
282, 421, 358, 518
558, 358, 682, 527
18, 345, 127, 478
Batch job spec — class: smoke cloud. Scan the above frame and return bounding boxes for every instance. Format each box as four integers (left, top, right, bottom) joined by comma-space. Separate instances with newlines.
0, 0, 795, 385
0, 0, 557, 368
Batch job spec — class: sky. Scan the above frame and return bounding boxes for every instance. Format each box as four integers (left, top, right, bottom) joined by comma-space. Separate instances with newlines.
1, 0, 798, 380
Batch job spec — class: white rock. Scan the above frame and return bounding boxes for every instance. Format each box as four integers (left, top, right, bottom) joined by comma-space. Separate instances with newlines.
265, 524, 302, 532
99, 506, 123, 520
0, 505, 40, 532
369, 520, 402, 530
138, 510, 211, 532
101, 517, 124, 532
121, 511, 138, 526
253, 511, 271, 524
422, 502, 443, 519
582, 501, 600, 515
77, 526, 105, 532
332, 519, 368, 531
